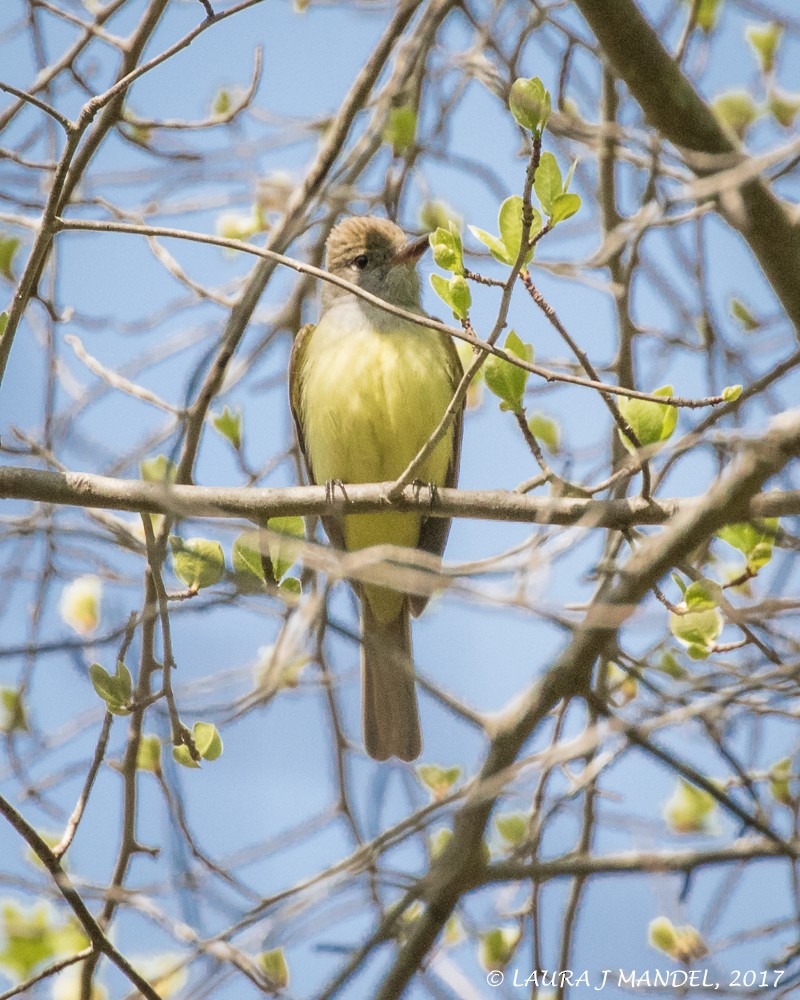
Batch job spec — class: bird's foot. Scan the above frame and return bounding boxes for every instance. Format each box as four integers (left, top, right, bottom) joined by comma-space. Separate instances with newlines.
411, 479, 438, 509
325, 478, 348, 505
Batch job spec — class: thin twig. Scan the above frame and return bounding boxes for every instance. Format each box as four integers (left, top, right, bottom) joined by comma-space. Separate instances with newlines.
0, 796, 162, 1000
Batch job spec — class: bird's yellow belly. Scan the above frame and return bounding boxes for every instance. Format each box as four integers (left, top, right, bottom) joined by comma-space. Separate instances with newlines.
301, 316, 455, 619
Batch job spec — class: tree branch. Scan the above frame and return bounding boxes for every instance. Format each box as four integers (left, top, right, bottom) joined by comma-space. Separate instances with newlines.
2, 463, 800, 527
375, 408, 800, 998
573, 0, 800, 335
0, 795, 162, 1000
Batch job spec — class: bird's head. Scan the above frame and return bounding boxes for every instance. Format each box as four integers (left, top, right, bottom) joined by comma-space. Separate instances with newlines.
323, 216, 429, 311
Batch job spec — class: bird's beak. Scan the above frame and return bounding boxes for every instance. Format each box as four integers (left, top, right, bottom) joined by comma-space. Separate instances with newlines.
389, 234, 430, 268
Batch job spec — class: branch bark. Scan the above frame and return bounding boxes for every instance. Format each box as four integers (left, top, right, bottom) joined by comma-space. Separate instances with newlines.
0, 795, 162, 1000
573, 0, 800, 335
374, 408, 800, 999
3, 464, 800, 527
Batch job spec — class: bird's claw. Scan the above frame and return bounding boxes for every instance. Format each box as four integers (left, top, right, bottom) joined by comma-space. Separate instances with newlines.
325, 479, 348, 505
411, 479, 438, 508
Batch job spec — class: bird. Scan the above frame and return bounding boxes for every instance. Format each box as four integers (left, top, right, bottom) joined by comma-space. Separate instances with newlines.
288, 216, 464, 761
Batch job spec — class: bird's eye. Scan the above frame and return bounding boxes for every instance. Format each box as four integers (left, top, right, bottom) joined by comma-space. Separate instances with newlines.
353, 254, 369, 270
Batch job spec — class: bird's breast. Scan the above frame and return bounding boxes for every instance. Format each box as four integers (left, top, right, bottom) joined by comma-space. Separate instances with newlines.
301, 306, 455, 487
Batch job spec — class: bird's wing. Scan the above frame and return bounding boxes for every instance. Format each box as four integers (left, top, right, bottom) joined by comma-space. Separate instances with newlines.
288, 322, 315, 475
409, 332, 464, 618
288, 322, 346, 551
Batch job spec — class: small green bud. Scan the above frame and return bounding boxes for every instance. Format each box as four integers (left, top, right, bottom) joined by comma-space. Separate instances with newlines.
258, 948, 289, 990
769, 757, 793, 806
416, 763, 461, 800
494, 811, 528, 848
479, 927, 521, 972
509, 77, 551, 133
648, 916, 678, 955
722, 384, 743, 402
662, 778, 718, 834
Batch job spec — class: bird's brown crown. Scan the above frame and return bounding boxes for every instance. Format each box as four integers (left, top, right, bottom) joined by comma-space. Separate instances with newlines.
325, 216, 406, 273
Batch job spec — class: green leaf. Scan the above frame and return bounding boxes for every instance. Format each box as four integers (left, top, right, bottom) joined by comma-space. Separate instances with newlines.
431, 243, 459, 272
22, 832, 63, 873
470, 197, 542, 268
110, 660, 132, 704
172, 744, 201, 769
746, 22, 782, 74
669, 606, 723, 654
722, 384, 742, 402
0, 688, 28, 734
769, 757, 793, 806
169, 536, 225, 591
730, 298, 760, 331
684, 578, 722, 611
656, 650, 688, 680
232, 531, 266, 591
60, 574, 102, 636
712, 90, 758, 138
136, 734, 162, 774
605, 661, 638, 705
768, 88, 800, 128
430, 273, 470, 319
430, 272, 455, 308
550, 191, 581, 224
429, 222, 464, 274
508, 76, 551, 133
383, 105, 417, 155
683, 0, 724, 32
267, 516, 305, 582
211, 405, 242, 451
419, 201, 461, 233
259, 947, 289, 990
717, 518, 778, 571
0, 235, 20, 281
478, 927, 521, 973
0, 312, 7, 338
468, 226, 514, 265
444, 914, 464, 947
447, 274, 471, 320
0, 900, 67, 982
650, 916, 708, 961
125, 122, 152, 145
429, 827, 452, 860
533, 152, 562, 216
617, 385, 678, 453
483, 330, 533, 413
89, 661, 132, 716
663, 778, 718, 834
648, 916, 679, 956
671, 573, 687, 597
130, 955, 187, 999
498, 195, 541, 266
769, 757, 792, 804
527, 412, 560, 454
563, 159, 578, 192
212, 89, 232, 116
279, 576, 302, 597
416, 763, 461, 799
494, 811, 528, 847
193, 721, 223, 761
140, 454, 177, 484
216, 211, 260, 241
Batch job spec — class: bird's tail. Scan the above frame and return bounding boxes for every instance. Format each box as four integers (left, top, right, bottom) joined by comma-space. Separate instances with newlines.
361, 596, 421, 762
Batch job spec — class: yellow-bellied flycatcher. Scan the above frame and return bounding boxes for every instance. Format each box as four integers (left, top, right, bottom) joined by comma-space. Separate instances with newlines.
288, 217, 463, 761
